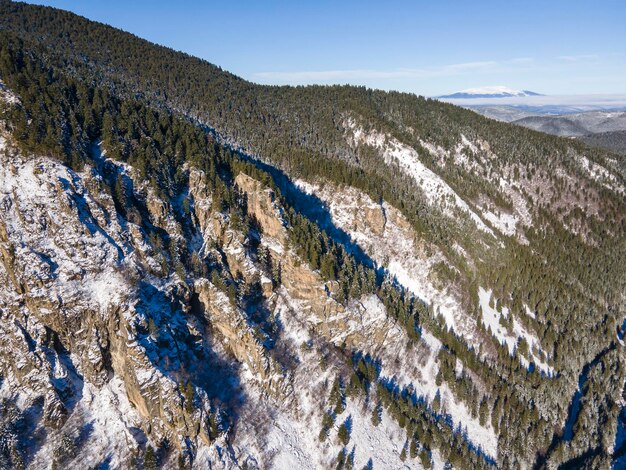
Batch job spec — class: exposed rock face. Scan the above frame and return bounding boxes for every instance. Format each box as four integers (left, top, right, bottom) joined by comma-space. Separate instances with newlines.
0, 133, 229, 466
360, 205, 387, 236
194, 279, 290, 398
0, 115, 511, 469
234, 173, 347, 336
0, 131, 416, 467
0, 124, 506, 469
235, 173, 286, 240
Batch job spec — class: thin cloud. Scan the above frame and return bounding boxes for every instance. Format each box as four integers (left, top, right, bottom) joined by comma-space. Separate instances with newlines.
253, 58, 543, 84
253, 60, 499, 83
558, 54, 600, 62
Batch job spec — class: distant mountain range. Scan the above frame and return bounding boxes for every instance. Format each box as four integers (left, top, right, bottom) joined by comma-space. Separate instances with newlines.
437, 88, 626, 155
466, 106, 626, 155
438, 86, 543, 99
512, 111, 626, 137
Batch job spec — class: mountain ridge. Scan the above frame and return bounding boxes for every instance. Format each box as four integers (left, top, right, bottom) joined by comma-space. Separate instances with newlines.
438, 86, 543, 99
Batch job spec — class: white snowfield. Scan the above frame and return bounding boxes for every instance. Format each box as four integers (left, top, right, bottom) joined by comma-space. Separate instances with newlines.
426, 133, 530, 241
578, 155, 624, 195
0, 136, 130, 316
253, 289, 498, 467
0, 78, 20, 105
346, 118, 535, 245
295, 178, 469, 333
346, 118, 497, 237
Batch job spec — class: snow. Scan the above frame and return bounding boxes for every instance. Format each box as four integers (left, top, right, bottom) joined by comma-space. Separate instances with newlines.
346, 119, 496, 236
290, 179, 504, 456
0, 130, 218, 467
0, 79, 20, 105
233, 289, 431, 469
480, 206, 518, 237
457, 86, 533, 96
373, 329, 498, 459
294, 178, 477, 343
0, 135, 132, 319
0, 113, 504, 468
459, 134, 478, 153
578, 155, 624, 195
498, 177, 533, 233
268, 282, 499, 465
524, 304, 536, 319
478, 287, 553, 375
419, 133, 533, 242
25, 376, 145, 469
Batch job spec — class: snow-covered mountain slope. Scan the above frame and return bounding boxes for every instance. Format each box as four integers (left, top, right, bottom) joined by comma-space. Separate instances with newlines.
439, 86, 542, 99
0, 126, 494, 469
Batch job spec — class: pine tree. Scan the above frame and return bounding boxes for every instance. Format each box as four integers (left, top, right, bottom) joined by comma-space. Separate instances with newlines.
337, 422, 350, 446
329, 376, 345, 415
183, 381, 194, 413
432, 391, 441, 414
410, 438, 418, 459
335, 449, 346, 470
319, 412, 334, 442
479, 398, 489, 427
144, 445, 158, 470
371, 401, 381, 427
400, 442, 407, 461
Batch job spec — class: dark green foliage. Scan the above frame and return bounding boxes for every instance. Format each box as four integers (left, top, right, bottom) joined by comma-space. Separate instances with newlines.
410, 438, 418, 459
144, 445, 158, 470
400, 442, 407, 461
319, 411, 334, 442
371, 401, 382, 427
183, 381, 194, 413
335, 449, 346, 470
206, 412, 220, 442
329, 375, 346, 415
337, 422, 350, 446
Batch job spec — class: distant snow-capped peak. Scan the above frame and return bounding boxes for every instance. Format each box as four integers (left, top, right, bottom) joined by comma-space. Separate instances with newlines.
438, 86, 542, 99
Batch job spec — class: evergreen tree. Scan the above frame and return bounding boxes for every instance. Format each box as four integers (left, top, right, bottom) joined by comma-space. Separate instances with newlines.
144, 445, 158, 470
337, 422, 350, 446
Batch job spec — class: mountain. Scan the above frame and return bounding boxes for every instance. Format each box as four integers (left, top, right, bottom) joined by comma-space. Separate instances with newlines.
468, 107, 626, 155
0, 2, 625, 469
512, 111, 626, 137
438, 86, 543, 99
581, 129, 626, 155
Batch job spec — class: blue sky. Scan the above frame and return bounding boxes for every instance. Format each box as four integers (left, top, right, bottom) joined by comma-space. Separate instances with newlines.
24, 0, 626, 96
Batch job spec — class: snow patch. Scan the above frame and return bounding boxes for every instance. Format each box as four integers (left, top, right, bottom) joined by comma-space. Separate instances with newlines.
0, 79, 20, 106
346, 118, 495, 236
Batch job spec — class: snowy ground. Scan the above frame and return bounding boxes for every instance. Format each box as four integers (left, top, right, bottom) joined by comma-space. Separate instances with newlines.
478, 287, 554, 375
294, 179, 471, 337
290, 179, 499, 457
346, 118, 496, 237
227, 288, 431, 469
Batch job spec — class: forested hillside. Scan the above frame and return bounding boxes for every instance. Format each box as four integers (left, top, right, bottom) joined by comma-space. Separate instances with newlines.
0, 1, 624, 469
